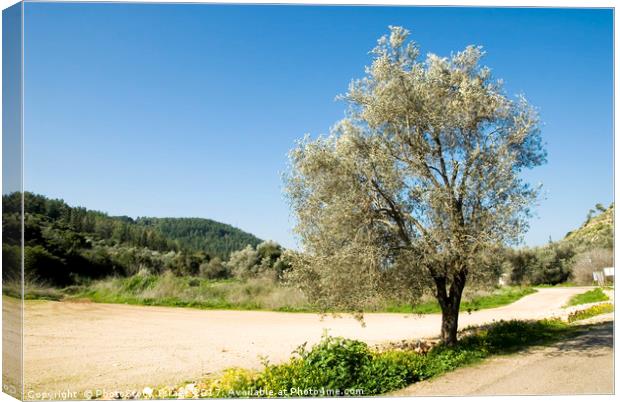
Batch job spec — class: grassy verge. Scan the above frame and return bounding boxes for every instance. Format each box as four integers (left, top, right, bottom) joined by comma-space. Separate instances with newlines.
564, 287, 609, 307
534, 282, 578, 288
64, 273, 308, 312
142, 318, 576, 399
567, 303, 614, 323
385, 286, 536, 314
16, 273, 536, 315
2, 280, 63, 301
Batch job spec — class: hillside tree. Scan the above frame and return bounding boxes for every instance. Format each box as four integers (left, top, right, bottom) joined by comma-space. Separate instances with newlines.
285, 27, 545, 345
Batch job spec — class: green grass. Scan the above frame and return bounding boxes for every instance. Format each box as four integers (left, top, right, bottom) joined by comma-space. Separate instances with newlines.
15, 272, 538, 315
2, 280, 63, 301
564, 288, 609, 307
64, 273, 303, 312
534, 282, 578, 288
385, 286, 536, 314
155, 318, 577, 398
567, 303, 614, 323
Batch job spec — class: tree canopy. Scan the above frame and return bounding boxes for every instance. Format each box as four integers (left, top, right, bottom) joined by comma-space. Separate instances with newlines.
285, 27, 546, 344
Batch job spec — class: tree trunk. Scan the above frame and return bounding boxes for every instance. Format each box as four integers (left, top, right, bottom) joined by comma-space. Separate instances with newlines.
439, 301, 460, 346
435, 269, 467, 346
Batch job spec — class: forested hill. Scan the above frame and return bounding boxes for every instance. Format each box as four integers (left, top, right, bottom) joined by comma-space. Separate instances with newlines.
3, 192, 262, 258
2, 192, 263, 285
135, 217, 262, 258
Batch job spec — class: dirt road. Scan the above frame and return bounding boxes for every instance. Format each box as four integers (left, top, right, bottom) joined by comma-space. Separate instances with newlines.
20, 287, 590, 395
393, 316, 614, 396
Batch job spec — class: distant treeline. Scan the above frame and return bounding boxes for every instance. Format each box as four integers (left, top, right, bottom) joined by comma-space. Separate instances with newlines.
136, 217, 262, 258
2, 192, 266, 286
2, 192, 612, 291
504, 202, 614, 286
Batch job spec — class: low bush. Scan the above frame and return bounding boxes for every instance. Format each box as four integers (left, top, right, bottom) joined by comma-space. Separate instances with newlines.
199, 257, 230, 280
251, 336, 431, 396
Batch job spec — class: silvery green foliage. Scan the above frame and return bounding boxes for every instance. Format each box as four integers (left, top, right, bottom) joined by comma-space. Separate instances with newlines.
284, 27, 545, 313
227, 245, 261, 278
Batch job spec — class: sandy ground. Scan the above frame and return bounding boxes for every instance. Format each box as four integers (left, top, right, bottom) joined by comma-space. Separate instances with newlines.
2, 296, 23, 399
19, 287, 593, 396
392, 316, 614, 396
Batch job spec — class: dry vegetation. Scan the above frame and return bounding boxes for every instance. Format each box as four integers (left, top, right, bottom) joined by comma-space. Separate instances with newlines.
571, 249, 613, 285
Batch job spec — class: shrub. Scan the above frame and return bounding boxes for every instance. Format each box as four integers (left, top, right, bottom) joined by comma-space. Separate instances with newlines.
256, 336, 414, 396
24, 245, 71, 286
508, 248, 539, 284
256, 241, 283, 266
300, 337, 372, 390
227, 245, 261, 278
507, 243, 575, 285
530, 243, 575, 285
227, 241, 290, 280
360, 350, 426, 393
2, 244, 21, 281
199, 257, 230, 280
273, 256, 292, 281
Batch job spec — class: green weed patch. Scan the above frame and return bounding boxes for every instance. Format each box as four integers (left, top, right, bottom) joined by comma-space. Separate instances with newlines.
564, 288, 609, 307
567, 303, 614, 323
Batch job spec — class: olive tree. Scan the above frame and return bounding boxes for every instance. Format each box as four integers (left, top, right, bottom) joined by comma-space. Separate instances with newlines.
284, 27, 545, 345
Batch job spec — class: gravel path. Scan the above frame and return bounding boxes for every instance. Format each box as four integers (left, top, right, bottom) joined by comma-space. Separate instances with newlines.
392, 316, 614, 396
18, 287, 592, 396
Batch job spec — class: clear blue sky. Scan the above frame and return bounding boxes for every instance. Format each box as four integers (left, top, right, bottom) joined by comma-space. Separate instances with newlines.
23, 3, 613, 249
